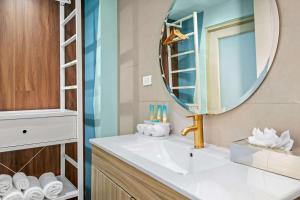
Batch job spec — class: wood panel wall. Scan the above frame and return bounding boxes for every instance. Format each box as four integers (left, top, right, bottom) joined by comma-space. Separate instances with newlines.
0, 0, 78, 194
0, 0, 60, 111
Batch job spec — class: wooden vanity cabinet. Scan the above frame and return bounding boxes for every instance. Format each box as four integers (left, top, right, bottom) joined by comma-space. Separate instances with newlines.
92, 167, 133, 200
92, 145, 188, 200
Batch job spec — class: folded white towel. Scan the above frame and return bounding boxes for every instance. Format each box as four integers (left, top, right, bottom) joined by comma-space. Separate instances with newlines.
39, 173, 63, 200
2, 188, 23, 200
149, 124, 170, 137
13, 173, 29, 191
23, 177, 44, 200
248, 128, 294, 151
136, 124, 148, 135
0, 175, 13, 196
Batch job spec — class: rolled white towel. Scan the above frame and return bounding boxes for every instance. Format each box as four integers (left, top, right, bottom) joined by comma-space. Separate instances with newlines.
136, 124, 146, 134
39, 173, 63, 200
12, 173, 29, 191
2, 187, 23, 200
137, 124, 152, 136
151, 123, 170, 137
23, 177, 44, 200
0, 175, 13, 196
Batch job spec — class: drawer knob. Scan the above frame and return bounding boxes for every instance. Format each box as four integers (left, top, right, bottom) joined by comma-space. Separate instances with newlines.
22, 130, 28, 134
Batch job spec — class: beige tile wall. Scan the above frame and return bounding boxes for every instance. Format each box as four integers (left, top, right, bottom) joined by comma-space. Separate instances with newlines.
119, 0, 300, 147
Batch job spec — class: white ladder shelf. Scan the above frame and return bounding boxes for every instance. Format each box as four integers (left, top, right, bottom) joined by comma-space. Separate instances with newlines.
165, 12, 200, 93
59, 0, 84, 199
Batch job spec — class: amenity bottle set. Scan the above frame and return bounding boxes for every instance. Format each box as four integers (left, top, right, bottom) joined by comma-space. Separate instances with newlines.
149, 104, 168, 123
136, 104, 171, 137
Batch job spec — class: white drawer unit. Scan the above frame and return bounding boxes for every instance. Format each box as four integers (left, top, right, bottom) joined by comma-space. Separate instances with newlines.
0, 116, 77, 148
0, 109, 77, 151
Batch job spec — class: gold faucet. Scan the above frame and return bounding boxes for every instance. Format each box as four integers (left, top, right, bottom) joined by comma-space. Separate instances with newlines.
181, 115, 204, 149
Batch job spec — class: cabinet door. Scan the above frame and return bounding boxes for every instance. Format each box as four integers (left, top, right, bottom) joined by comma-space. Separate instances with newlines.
92, 166, 132, 200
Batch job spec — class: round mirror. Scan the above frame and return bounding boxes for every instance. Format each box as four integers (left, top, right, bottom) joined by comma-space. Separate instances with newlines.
159, 0, 279, 114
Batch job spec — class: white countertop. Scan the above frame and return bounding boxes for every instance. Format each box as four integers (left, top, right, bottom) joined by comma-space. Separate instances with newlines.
90, 134, 300, 200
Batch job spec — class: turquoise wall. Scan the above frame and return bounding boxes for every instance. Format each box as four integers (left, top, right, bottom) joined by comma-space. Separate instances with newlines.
84, 0, 98, 198
84, 0, 118, 199
203, 0, 254, 27
94, 0, 118, 138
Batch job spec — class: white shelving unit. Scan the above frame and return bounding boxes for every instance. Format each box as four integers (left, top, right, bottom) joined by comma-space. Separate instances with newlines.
161, 12, 201, 110
55, 176, 79, 200
59, 0, 84, 198
165, 12, 200, 92
0, 0, 84, 199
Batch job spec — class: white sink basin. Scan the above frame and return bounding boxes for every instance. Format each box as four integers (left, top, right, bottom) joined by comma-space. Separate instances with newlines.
121, 137, 229, 175
90, 134, 300, 200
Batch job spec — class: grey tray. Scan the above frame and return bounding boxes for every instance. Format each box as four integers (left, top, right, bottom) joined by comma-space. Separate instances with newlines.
230, 139, 300, 180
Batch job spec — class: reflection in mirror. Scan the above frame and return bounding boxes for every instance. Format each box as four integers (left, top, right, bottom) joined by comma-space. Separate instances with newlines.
159, 0, 279, 114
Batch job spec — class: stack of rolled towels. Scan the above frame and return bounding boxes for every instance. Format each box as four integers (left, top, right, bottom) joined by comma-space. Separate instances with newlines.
0, 172, 63, 200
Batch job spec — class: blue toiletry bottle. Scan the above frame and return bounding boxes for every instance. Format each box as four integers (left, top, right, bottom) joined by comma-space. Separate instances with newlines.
149, 104, 155, 120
